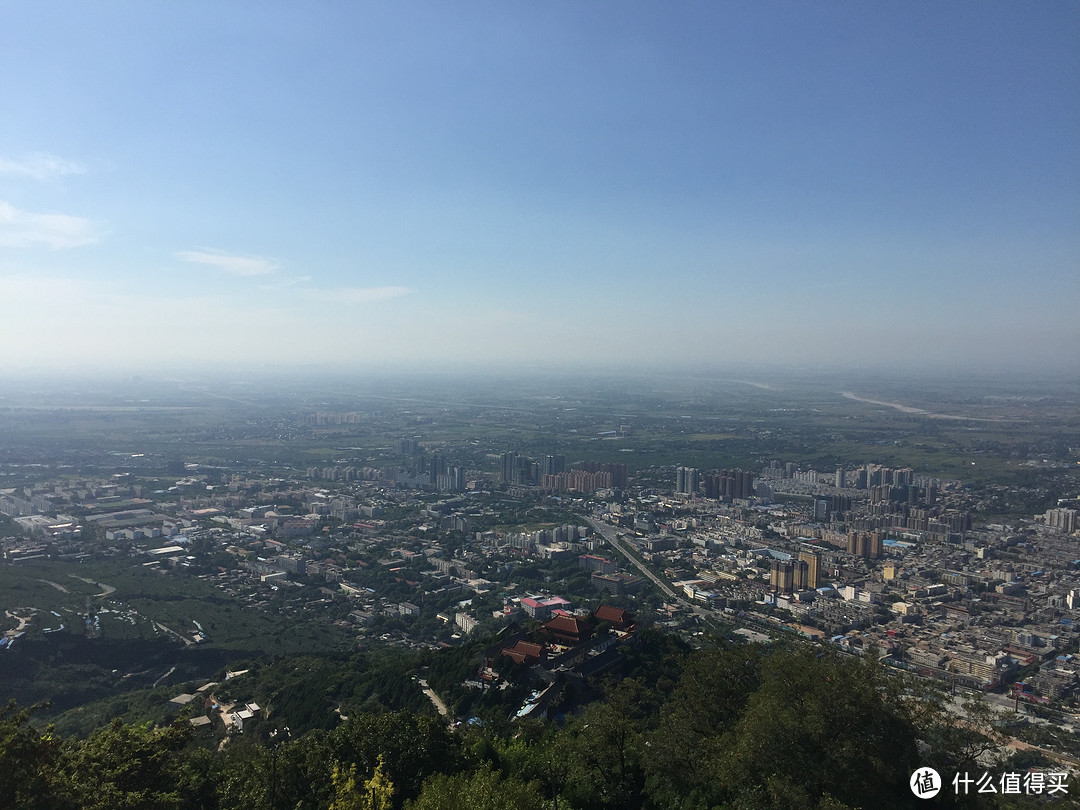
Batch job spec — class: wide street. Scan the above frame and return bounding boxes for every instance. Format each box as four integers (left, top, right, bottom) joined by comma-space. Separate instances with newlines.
586, 517, 715, 622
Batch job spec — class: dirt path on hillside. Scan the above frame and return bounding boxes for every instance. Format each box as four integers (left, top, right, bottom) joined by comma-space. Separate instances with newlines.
68, 574, 116, 596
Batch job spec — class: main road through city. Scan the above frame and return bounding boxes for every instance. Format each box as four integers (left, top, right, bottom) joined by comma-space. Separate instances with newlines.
585, 517, 714, 622
586, 518, 675, 598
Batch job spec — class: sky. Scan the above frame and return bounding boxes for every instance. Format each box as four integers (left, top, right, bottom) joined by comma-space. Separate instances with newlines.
1, 2, 1077, 376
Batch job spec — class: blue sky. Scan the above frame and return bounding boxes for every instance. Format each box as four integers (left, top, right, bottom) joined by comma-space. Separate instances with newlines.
1, 2, 1077, 374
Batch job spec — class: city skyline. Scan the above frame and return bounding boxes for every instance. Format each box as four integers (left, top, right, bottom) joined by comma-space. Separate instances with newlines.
1, 2, 1077, 374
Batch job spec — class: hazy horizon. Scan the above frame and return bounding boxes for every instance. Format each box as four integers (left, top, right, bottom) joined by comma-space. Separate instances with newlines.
2, 3, 1077, 375
2, 361, 1077, 404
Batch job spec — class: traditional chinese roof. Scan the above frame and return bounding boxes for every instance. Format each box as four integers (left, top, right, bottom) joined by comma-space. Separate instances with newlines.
502, 640, 545, 665
595, 605, 632, 628
544, 615, 593, 643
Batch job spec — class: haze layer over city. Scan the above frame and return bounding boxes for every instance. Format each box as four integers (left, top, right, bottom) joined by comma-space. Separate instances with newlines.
1, 3, 1079, 809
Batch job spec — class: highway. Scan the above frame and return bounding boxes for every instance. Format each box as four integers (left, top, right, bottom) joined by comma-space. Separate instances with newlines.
586, 517, 713, 621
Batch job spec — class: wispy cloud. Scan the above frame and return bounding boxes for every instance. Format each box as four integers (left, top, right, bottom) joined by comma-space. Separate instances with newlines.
0, 152, 87, 181
177, 249, 279, 277
0, 200, 101, 249
301, 286, 411, 304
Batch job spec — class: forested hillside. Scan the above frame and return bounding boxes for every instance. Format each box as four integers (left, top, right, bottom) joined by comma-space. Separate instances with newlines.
0, 642, 1055, 809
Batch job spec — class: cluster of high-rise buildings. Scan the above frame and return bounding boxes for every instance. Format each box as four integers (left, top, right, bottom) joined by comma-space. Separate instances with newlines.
391, 443, 470, 492
574, 461, 628, 488
675, 466, 699, 495
845, 530, 885, 559
1044, 507, 1079, 534
705, 469, 756, 500
306, 465, 373, 482
542, 469, 613, 493
297, 411, 365, 426
675, 467, 755, 501
761, 461, 917, 490
501, 452, 565, 485
769, 550, 822, 592
500, 452, 627, 494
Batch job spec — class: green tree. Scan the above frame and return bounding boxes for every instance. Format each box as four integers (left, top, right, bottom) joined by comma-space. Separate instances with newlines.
405, 766, 545, 810
494, 724, 573, 810
564, 678, 655, 810
644, 642, 763, 808
712, 648, 920, 810
0, 701, 63, 810
330, 754, 395, 810
55, 717, 194, 810
326, 711, 466, 805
